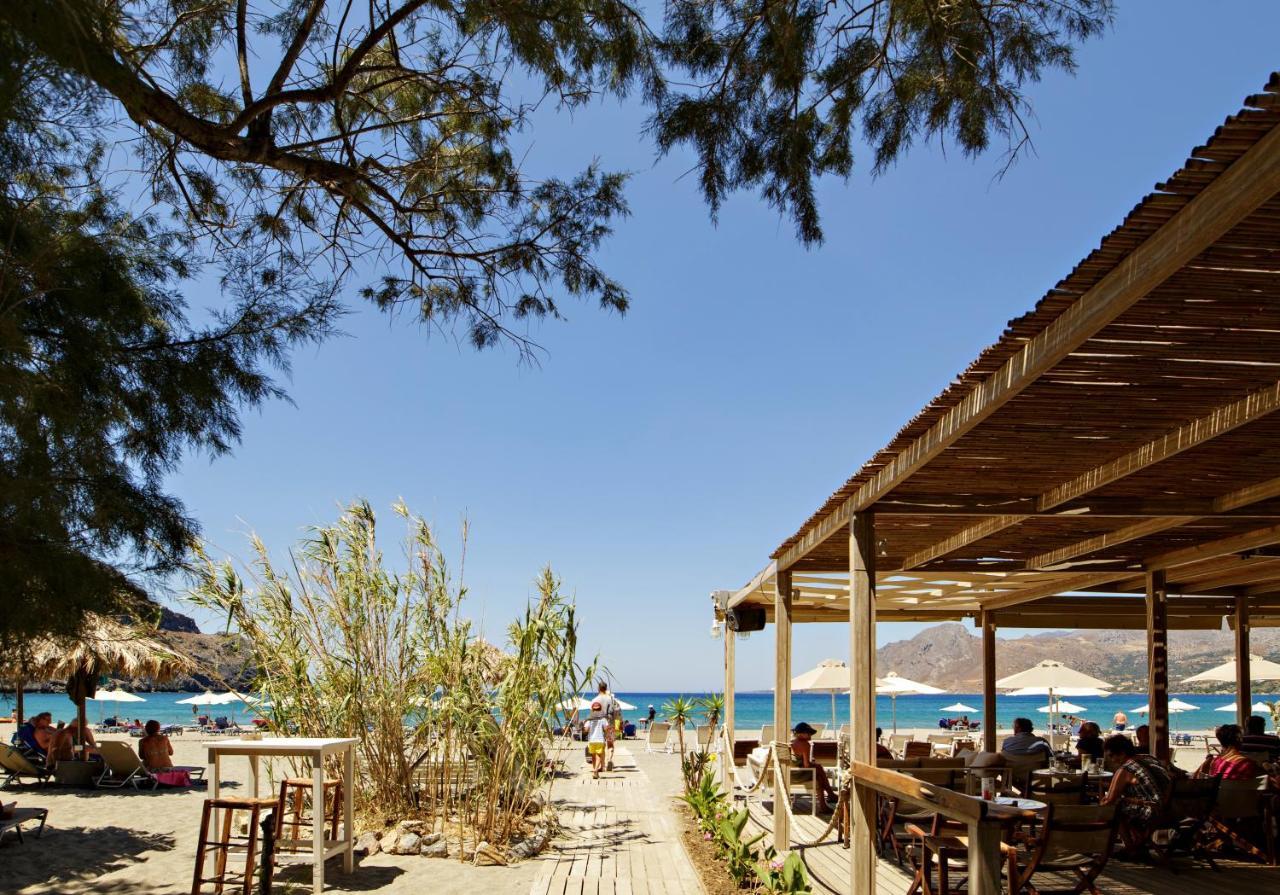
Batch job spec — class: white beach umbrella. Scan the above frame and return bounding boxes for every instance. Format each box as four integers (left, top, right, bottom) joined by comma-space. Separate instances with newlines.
940, 702, 978, 714
1130, 699, 1198, 713
876, 672, 945, 734
87, 687, 145, 721
997, 660, 1112, 735
175, 690, 221, 706
1182, 654, 1280, 684
1038, 701, 1086, 714
1214, 701, 1272, 713
790, 659, 850, 730
1006, 686, 1111, 698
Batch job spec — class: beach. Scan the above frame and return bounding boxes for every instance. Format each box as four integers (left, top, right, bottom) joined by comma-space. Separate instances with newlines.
1, 722, 545, 894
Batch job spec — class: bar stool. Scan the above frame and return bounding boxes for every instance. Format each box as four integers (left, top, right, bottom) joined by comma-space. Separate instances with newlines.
192, 797, 276, 895
274, 777, 342, 852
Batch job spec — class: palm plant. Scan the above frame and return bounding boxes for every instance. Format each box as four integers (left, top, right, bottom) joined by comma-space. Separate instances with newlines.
697, 692, 725, 729
663, 695, 697, 757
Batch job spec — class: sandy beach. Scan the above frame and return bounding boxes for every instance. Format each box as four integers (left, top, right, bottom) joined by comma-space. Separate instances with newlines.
1, 722, 544, 894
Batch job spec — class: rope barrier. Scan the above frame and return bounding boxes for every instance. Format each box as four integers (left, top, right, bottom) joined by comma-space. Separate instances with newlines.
767, 740, 845, 848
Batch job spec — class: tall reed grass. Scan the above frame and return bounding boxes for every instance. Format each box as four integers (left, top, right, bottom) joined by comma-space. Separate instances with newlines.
190, 500, 594, 853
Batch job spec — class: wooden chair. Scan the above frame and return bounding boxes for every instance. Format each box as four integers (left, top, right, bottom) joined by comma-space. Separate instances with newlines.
192, 797, 277, 895
1148, 775, 1219, 870
905, 741, 933, 760
1206, 775, 1275, 865
1001, 753, 1050, 797
1008, 803, 1119, 895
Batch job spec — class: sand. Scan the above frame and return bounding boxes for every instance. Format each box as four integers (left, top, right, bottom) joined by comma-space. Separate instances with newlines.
1, 722, 542, 894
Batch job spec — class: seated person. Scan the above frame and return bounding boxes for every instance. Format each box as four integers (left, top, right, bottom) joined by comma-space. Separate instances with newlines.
791, 722, 838, 806
47, 719, 99, 764
875, 727, 893, 761
1100, 734, 1171, 851
139, 720, 174, 769
1241, 715, 1280, 757
1134, 724, 1150, 755
14, 712, 53, 759
1197, 724, 1262, 780
1001, 717, 1052, 757
1075, 721, 1104, 763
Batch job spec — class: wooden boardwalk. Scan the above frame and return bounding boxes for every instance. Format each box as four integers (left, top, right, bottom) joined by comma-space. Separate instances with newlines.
529, 742, 703, 895
742, 799, 1278, 895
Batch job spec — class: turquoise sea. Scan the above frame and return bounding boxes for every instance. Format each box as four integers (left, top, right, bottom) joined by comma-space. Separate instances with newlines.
5, 689, 1276, 733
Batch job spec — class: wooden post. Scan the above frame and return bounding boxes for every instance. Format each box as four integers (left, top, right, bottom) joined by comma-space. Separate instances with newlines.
725, 607, 737, 790
1235, 594, 1251, 729
774, 568, 793, 849
968, 819, 1004, 895
850, 512, 877, 895
1146, 570, 1170, 763
981, 612, 997, 753
15, 681, 23, 727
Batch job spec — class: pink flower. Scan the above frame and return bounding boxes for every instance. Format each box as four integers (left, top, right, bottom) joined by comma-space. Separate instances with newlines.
703, 832, 713, 841
769, 857, 786, 871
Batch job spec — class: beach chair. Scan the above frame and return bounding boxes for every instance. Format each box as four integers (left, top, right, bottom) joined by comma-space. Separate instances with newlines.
695, 725, 713, 751
0, 746, 51, 789
95, 741, 159, 789
645, 722, 671, 754
926, 733, 952, 757
0, 806, 49, 844
903, 741, 932, 760
888, 733, 911, 757
760, 724, 775, 746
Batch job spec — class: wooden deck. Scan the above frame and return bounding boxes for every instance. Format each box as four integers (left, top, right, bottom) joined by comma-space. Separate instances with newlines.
742, 798, 1277, 895
529, 742, 703, 895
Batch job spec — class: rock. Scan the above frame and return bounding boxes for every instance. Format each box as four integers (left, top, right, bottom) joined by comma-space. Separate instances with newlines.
397, 819, 425, 833
473, 841, 506, 866
420, 839, 449, 858
509, 823, 554, 860
354, 832, 381, 856
419, 832, 442, 846
380, 830, 400, 854
391, 832, 422, 855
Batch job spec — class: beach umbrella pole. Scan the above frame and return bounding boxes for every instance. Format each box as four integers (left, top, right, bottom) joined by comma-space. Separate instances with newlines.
892, 694, 898, 734
830, 690, 837, 733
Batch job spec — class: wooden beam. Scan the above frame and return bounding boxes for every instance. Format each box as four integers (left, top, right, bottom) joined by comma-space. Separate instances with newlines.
1147, 570, 1171, 764
981, 612, 997, 752
850, 512, 877, 895
777, 118, 1280, 572
976, 573, 1126, 610
906, 380, 1280, 570
1026, 517, 1197, 571
1236, 594, 1251, 729
1147, 522, 1280, 571
873, 493, 1280, 517
774, 569, 792, 849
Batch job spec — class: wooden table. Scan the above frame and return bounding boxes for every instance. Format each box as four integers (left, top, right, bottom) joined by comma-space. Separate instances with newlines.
206, 737, 357, 894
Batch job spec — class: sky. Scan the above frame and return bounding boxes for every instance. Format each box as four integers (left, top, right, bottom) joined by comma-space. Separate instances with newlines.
163, 1, 1280, 691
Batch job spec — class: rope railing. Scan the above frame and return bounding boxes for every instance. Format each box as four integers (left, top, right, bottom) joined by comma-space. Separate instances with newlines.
767, 739, 846, 848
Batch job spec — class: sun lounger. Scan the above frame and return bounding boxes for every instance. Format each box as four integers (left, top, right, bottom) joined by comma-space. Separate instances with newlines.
645, 722, 671, 754
695, 725, 713, 750
0, 745, 51, 789
0, 806, 48, 843
94, 741, 204, 790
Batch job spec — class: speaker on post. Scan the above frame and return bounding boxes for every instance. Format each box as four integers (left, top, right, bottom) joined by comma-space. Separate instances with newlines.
726, 606, 766, 633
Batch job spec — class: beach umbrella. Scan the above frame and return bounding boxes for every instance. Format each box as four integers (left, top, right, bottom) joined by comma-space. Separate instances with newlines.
876, 672, 945, 734
87, 687, 145, 722
997, 660, 1112, 737
1005, 686, 1111, 698
1131, 698, 1198, 734
1182, 654, 1280, 684
789, 659, 850, 731
940, 703, 977, 714
1037, 700, 1086, 714
1214, 701, 1272, 713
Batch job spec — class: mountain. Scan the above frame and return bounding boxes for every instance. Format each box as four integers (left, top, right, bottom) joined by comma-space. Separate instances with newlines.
876, 623, 1280, 692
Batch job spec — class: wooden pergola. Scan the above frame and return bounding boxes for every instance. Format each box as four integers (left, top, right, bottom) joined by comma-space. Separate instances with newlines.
718, 72, 1280, 894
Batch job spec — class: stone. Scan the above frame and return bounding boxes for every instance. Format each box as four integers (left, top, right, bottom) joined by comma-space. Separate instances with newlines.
420, 839, 449, 858
397, 819, 425, 833
472, 841, 506, 866
354, 831, 381, 856
380, 830, 400, 854
391, 832, 422, 855
419, 832, 442, 846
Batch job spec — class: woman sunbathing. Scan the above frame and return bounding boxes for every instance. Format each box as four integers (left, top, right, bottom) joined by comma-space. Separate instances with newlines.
139, 720, 174, 769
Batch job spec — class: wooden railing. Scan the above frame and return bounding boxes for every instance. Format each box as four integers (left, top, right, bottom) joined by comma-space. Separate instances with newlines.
850, 761, 1005, 895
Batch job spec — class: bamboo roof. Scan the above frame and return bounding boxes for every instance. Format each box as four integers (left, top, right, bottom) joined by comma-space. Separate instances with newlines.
734, 72, 1280, 628
10, 613, 195, 683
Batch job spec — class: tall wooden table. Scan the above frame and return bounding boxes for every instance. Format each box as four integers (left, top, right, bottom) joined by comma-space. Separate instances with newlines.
205, 737, 357, 893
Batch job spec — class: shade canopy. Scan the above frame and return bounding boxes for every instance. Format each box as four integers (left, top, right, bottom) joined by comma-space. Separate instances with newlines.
790, 659, 850, 693
1182, 655, 1280, 684
941, 703, 977, 713
876, 672, 944, 696
996, 661, 1111, 693
87, 688, 146, 704
12, 613, 193, 684
557, 696, 637, 713
1006, 686, 1111, 698
1214, 701, 1273, 713
1131, 698, 1198, 714
1038, 701, 1086, 713
175, 690, 249, 707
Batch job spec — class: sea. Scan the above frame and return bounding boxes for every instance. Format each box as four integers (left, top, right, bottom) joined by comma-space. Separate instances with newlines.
5, 689, 1275, 734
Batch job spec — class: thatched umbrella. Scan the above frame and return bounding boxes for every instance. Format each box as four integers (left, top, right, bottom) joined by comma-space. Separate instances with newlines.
10, 613, 193, 747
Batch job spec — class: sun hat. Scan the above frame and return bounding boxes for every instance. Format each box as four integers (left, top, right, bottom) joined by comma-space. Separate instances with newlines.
793, 722, 817, 736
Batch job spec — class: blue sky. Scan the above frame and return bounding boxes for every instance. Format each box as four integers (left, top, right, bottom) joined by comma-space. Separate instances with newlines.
165, 2, 1280, 690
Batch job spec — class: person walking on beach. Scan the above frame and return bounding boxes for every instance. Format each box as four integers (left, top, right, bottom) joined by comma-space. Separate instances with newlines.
585, 700, 608, 779
1112, 710, 1128, 731
595, 681, 620, 771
